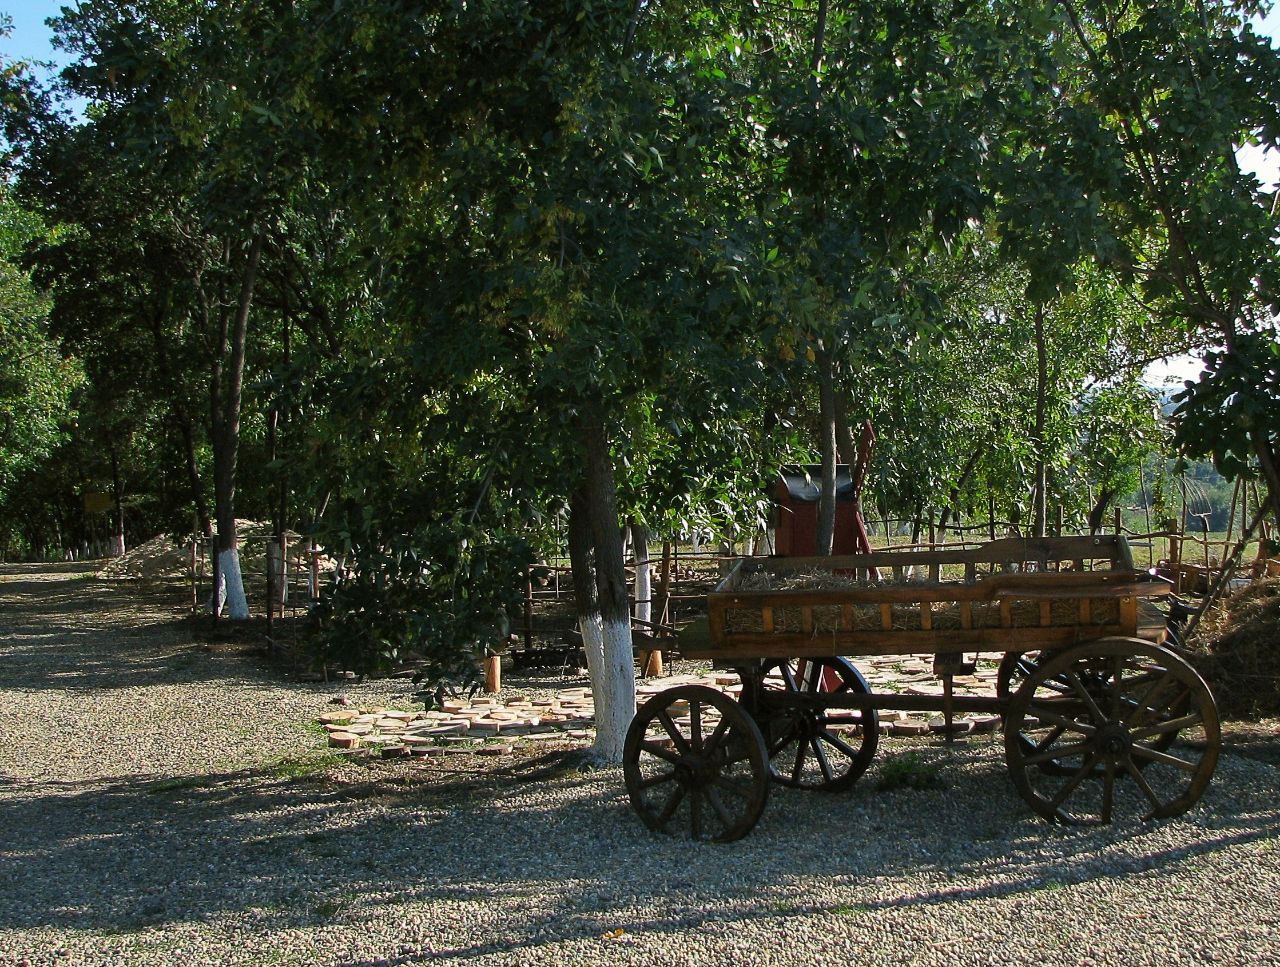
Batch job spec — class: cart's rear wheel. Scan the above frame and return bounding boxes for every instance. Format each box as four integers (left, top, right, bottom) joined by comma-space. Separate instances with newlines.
757, 657, 879, 792
623, 685, 769, 842
1004, 638, 1219, 824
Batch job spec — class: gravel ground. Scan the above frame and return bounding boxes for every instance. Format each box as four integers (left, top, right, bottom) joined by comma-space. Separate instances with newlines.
3, 562, 1280, 967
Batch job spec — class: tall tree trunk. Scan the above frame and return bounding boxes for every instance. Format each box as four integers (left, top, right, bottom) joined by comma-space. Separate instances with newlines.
579, 402, 636, 763
177, 414, 211, 537
209, 234, 264, 619
815, 349, 838, 555
109, 442, 126, 558
1032, 305, 1049, 539
568, 481, 604, 680
937, 448, 983, 534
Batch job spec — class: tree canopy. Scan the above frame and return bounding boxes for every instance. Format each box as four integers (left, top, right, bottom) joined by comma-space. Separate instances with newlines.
3, 0, 1278, 757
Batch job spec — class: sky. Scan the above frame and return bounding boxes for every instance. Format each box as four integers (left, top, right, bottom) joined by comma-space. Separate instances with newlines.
3, 0, 1278, 385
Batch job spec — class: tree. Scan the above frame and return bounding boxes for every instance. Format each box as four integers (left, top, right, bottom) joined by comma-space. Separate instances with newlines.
1051, 0, 1280, 527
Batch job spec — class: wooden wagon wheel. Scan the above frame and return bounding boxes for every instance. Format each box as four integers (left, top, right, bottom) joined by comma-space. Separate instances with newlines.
1000, 645, 1186, 775
1004, 638, 1220, 824
755, 657, 880, 792
623, 685, 769, 842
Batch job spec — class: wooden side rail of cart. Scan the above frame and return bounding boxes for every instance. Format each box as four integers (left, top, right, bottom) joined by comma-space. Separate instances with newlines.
680, 535, 1167, 662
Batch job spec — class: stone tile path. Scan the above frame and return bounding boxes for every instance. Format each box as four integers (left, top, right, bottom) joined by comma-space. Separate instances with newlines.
322, 655, 1006, 756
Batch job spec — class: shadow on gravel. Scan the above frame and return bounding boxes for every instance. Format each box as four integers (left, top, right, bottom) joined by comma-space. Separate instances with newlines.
2, 742, 1278, 955
0, 571, 284, 693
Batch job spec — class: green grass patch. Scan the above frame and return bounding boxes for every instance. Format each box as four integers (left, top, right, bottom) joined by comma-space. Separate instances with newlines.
831, 902, 869, 917
271, 752, 345, 779
875, 752, 947, 791
146, 775, 215, 794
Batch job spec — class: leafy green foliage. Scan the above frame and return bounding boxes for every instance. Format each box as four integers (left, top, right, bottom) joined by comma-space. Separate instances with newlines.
1174, 332, 1280, 480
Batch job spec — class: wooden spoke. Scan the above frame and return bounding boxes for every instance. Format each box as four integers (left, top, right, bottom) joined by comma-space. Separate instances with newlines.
818, 729, 863, 761
639, 740, 681, 766
689, 700, 704, 751
1124, 758, 1165, 813
1131, 711, 1204, 741
1129, 744, 1201, 773
656, 785, 686, 825
1020, 738, 1093, 767
812, 737, 834, 785
635, 769, 678, 791
702, 715, 731, 756
657, 711, 691, 756
705, 788, 735, 829
1022, 703, 1098, 737
1062, 670, 1106, 723
1049, 751, 1104, 811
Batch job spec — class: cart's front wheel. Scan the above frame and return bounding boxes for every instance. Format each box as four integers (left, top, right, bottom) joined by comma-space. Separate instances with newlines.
758, 657, 880, 791
624, 685, 769, 842
1004, 638, 1219, 824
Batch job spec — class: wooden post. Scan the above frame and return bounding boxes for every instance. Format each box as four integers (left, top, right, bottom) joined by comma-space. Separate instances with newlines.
190, 530, 198, 615
988, 495, 997, 542
266, 538, 276, 641
309, 541, 320, 603
1165, 517, 1182, 593
1113, 506, 1123, 536
484, 652, 501, 693
524, 570, 534, 652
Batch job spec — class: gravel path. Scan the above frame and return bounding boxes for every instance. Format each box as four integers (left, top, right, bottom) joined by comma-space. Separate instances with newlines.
3, 563, 1279, 966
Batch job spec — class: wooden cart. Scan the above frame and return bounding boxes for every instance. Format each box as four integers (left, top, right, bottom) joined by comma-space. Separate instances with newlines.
622, 536, 1221, 841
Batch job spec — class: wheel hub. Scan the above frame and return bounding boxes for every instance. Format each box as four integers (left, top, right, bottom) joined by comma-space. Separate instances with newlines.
1097, 724, 1132, 758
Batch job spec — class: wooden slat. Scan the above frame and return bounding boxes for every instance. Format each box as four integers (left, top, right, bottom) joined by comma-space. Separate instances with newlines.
840, 604, 853, 631
1039, 601, 1051, 626
880, 604, 893, 630
1119, 595, 1138, 635
761, 606, 774, 633
680, 625, 1135, 661
920, 602, 933, 631
800, 606, 813, 634
961, 601, 973, 629
753, 535, 1130, 573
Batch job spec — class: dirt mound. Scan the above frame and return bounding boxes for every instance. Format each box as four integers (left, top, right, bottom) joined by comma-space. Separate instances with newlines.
96, 523, 323, 582
95, 534, 192, 580
1190, 577, 1280, 718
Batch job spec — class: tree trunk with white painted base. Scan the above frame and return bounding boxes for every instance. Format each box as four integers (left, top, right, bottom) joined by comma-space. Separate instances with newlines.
214, 544, 249, 619
568, 487, 607, 742
573, 406, 637, 764
203, 233, 263, 621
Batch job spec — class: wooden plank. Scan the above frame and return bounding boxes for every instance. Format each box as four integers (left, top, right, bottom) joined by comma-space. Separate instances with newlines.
880, 604, 893, 630
753, 535, 1129, 572
800, 606, 814, 634
961, 601, 972, 630
1119, 595, 1138, 636
761, 606, 774, 633
920, 601, 933, 630
991, 582, 1166, 600
840, 604, 853, 631
680, 624, 1133, 661
1039, 601, 1051, 626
